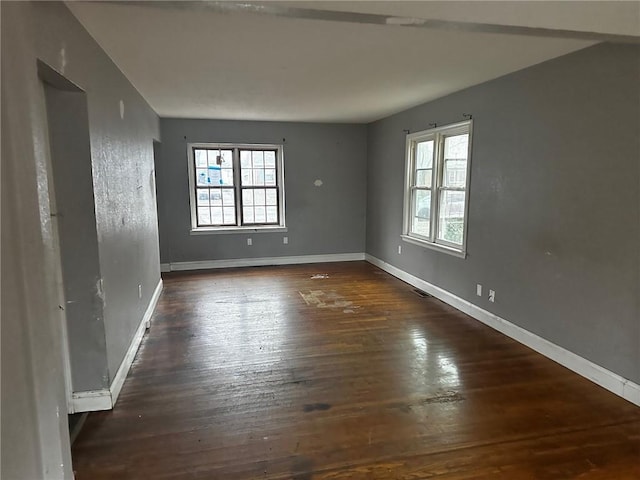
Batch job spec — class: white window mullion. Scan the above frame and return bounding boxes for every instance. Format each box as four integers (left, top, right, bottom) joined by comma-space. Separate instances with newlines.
233, 148, 242, 227
430, 133, 443, 243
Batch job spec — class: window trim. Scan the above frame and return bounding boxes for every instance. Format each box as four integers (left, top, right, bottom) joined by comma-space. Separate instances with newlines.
187, 142, 286, 234
402, 120, 472, 258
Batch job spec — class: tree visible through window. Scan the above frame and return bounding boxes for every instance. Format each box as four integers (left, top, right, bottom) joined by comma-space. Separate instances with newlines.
403, 121, 472, 256
187, 143, 285, 232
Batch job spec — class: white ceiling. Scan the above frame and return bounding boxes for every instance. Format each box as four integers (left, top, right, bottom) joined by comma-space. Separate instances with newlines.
67, 1, 637, 123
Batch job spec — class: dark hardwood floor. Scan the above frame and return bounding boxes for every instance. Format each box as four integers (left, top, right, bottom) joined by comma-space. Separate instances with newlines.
72, 262, 640, 479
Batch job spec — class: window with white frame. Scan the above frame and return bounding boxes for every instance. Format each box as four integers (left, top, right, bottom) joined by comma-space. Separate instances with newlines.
402, 121, 472, 256
187, 143, 285, 232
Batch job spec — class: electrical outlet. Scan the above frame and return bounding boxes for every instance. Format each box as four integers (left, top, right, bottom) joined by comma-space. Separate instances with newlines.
283, 236, 288, 245
398, 245, 402, 254
247, 238, 252, 246
476, 284, 482, 297
138, 284, 142, 299
488, 289, 495, 302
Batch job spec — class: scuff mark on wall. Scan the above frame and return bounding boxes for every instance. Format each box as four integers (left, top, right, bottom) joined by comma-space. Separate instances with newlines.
59, 43, 67, 74
149, 170, 155, 194
313, 179, 323, 187
96, 278, 105, 307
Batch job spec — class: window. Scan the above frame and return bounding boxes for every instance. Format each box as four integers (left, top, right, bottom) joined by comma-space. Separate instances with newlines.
187, 143, 285, 233
402, 120, 472, 257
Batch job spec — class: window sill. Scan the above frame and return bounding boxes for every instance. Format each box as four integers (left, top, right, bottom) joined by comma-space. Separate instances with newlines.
191, 226, 288, 236
401, 235, 467, 259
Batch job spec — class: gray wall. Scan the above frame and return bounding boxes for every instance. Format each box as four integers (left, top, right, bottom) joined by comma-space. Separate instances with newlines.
43, 84, 108, 392
1, 2, 161, 477
156, 119, 367, 263
366, 43, 640, 383
33, 2, 162, 385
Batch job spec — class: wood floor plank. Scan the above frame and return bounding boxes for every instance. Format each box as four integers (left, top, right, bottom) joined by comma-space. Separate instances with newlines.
72, 262, 640, 479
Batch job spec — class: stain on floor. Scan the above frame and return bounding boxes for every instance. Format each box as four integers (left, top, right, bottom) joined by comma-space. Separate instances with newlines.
390, 391, 465, 413
303, 403, 332, 413
299, 290, 359, 311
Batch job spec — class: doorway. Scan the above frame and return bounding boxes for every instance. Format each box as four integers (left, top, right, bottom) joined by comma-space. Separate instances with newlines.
38, 61, 105, 427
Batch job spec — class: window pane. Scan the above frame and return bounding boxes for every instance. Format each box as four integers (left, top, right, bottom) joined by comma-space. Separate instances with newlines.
264, 168, 276, 186
253, 169, 265, 186
444, 134, 468, 159
207, 150, 220, 167
240, 151, 252, 168
197, 207, 211, 225
415, 169, 432, 187
195, 150, 207, 168
209, 189, 222, 206
254, 206, 266, 223
196, 189, 209, 206
221, 168, 234, 186
414, 189, 431, 219
438, 190, 466, 245
416, 140, 434, 169
252, 151, 264, 168
254, 189, 266, 206
211, 207, 223, 225
223, 207, 236, 225
209, 167, 222, 186
265, 189, 277, 206
220, 150, 233, 168
196, 168, 208, 186
442, 134, 468, 188
242, 189, 253, 206
222, 189, 234, 206
443, 159, 467, 188
241, 168, 253, 186
266, 206, 278, 223
264, 151, 276, 168
411, 189, 431, 237
243, 206, 254, 223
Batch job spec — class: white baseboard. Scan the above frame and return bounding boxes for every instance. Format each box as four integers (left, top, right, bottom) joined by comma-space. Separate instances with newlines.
71, 278, 163, 413
365, 254, 640, 407
164, 253, 365, 271
110, 278, 163, 404
70, 389, 111, 412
